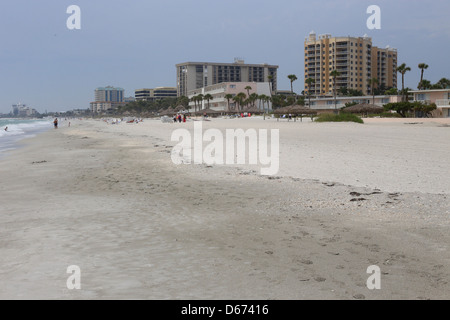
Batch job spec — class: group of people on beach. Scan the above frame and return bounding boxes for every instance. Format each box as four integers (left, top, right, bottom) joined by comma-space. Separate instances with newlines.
173, 114, 186, 123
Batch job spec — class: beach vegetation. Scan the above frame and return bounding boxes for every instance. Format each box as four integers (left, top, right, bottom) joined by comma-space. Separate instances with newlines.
383, 101, 415, 117
287, 74, 298, 96
338, 87, 364, 97
314, 113, 364, 124
305, 78, 315, 108
418, 63, 429, 90
330, 70, 341, 110
396, 63, 411, 101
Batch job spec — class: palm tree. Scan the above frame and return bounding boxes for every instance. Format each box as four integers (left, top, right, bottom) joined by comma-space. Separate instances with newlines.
245, 86, 252, 98
288, 74, 298, 96
249, 93, 259, 109
237, 92, 247, 111
330, 70, 341, 111
203, 94, 213, 109
267, 75, 274, 97
197, 94, 204, 110
258, 94, 268, 111
370, 78, 379, 105
305, 77, 315, 108
397, 63, 411, 102
190, 97, 197, 112
224, 94, 233, 111
420, 80, 431, 90
418, 63, 429, 90
232, 96, 240, 111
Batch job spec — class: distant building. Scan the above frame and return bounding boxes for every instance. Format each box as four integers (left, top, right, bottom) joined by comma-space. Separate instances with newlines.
95, 86, 124, 102
308, 95, 401, 110
410, 89, 450, 118
187, 82, 273, 111
276, 90, 294, 97
91, 86, 126, 113
11, 104, 38, 117
135, 87, 177, 101
176, 59, 278, 97
90, 101, 126, 114
304, 32, 397, 97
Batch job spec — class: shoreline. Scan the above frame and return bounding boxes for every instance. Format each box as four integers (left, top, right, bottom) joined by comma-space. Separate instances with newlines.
0, 118, 449, 299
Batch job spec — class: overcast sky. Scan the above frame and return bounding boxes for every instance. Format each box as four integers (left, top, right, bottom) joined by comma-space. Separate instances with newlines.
0, 0, 449, 113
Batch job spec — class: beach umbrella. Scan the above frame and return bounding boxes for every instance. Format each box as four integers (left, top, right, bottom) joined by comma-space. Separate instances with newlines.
159, 107, 175, 116
343, 103, 383, 114
272, 106, 292, 114
288, 105, 318, 115
175, 105, 185, 112
194, 108, 222, 116
244, 107, 264, 114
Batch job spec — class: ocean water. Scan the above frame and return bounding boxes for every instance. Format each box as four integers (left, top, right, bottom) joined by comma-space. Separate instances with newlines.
0, 119, 52, 155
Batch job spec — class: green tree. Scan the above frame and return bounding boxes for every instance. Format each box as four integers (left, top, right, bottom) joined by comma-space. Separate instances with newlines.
370, 78, 379, 105
384, 102, 414, 118
233, 92, 246, 111
419, 80, 432, 90
397, 63, 411, 102
203, 94, 213, 109
286, 96, 296, 106
385, 88, 398, 95
197, 94, 204, 110
267, 75, 273, 96
224, 94, 233, 111
330, 70, 341, 111
296, 96, 306, 106
431, 78, 450, 89
288, 74, 298, 96
305, 77, 315, 108
413, 102, 437, 118
418, 63, 429, 90
249, 93, 259, 108
245, 86, 252, 98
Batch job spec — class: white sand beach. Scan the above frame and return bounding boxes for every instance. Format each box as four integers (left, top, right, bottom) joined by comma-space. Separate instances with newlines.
0, 117, 449, 299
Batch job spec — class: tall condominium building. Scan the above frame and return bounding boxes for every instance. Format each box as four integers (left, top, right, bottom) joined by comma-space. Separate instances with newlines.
304, 32, 397, 96
371, 46, 398, 89
176, 59, 278, 97
135, 87, 177, 101
95, 86, 125, 102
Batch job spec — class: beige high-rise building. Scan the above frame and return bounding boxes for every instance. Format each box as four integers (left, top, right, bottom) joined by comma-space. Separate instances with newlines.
176, 59, 278, 97
371, 46, 398, 90
304, 32, 397, 97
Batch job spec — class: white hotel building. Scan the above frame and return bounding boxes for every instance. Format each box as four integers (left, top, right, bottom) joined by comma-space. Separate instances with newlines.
187, 82, 273, 111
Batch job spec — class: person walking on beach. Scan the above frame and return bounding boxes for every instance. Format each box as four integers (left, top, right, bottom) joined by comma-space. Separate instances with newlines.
54, 118, 58, 129
183, 114, 186, 123
173, 115, 177, 123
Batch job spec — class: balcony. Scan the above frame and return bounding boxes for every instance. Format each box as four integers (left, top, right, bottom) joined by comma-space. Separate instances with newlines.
436, 99, 450, 106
